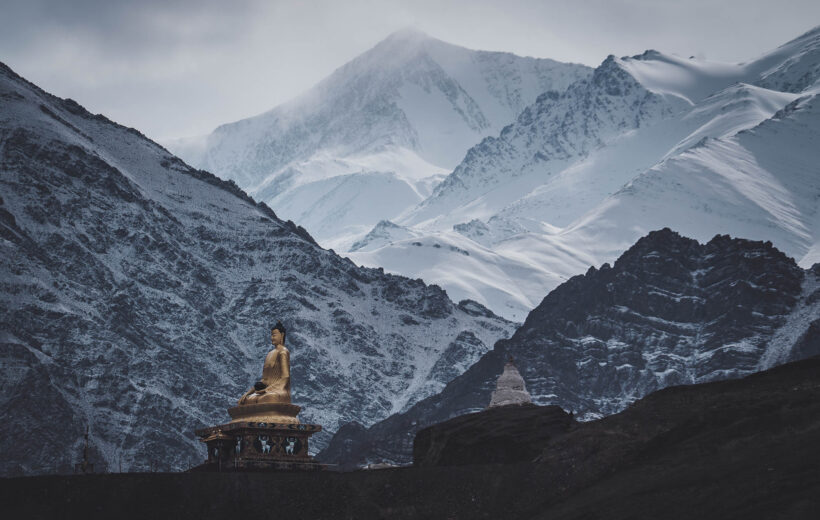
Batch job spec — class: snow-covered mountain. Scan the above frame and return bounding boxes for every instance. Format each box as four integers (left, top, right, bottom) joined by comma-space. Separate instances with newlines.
167, 29, 590, 250
401, 53, 690, 229
0, 62, 516, 475
350, 26, 820, 321
321, 229, 820, 468
564, 91, 820, 265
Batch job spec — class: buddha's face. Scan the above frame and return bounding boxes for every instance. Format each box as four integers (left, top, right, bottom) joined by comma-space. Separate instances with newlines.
271, 329, 284, 346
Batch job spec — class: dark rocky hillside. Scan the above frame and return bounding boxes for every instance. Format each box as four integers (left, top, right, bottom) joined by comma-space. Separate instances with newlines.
0, 62, 515, 476
4, 355, 819, 520
321, 229, 820, 468
413, 403, 574, 466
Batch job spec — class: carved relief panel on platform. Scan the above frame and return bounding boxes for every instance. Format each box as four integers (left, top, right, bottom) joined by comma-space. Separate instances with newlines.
283, 436, 303, 455
254, 434, 274, 454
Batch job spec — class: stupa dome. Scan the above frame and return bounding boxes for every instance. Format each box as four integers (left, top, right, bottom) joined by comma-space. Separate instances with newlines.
488, 357, 532, 407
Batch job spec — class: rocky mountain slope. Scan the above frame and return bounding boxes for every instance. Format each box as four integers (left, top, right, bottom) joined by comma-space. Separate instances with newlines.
168, 29, 590, 249
351, 26, 820, 321
320, 229, 820, 468
0, 62, 516, 476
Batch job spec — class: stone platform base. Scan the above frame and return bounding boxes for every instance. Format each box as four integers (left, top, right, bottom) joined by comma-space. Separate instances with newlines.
195, 421, 325, 472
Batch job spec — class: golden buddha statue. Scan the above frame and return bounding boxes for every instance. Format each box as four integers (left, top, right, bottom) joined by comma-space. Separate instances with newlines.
238, 322, 291, 405
228, 321, 301, 424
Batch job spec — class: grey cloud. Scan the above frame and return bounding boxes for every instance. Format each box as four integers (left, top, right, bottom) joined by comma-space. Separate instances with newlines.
2, 0, 259, 56
2, 0, 819, 140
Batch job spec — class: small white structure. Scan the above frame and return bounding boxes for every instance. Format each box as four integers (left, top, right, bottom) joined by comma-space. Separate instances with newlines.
488, 357, 532, 408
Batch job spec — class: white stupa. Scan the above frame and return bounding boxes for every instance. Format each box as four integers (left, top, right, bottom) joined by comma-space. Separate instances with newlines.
488, 356, 532, 408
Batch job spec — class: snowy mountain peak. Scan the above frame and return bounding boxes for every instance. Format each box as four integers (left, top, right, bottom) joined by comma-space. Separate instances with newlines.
751, 24, 820, 93
617, 50, 747, 104
628, 49, 663, 61
589, 53, 650, 96
400, 51, 683, 230
379, 27, 434, 46
349, 220, 418, 252
330, 27, 447, 76
167, 33, 590, 249
353, 27, 820, 322
761, 24, 820, 58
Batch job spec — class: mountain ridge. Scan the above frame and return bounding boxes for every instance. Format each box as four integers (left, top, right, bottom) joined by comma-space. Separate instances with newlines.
321, 228, 820, 468
167, 30, 591, 249
0, 60, 516, 475
349, 26, 820, 321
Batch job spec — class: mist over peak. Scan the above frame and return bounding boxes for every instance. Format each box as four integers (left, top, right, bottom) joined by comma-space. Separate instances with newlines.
168, 33, 590, 251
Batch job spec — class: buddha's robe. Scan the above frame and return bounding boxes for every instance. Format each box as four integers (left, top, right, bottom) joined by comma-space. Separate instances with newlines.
239, 346, 291, 405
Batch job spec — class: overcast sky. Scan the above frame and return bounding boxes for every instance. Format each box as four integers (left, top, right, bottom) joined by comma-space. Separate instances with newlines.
3, 0, 819, 142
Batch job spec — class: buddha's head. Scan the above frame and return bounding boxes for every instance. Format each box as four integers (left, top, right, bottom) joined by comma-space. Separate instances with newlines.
271, 321, 286, 346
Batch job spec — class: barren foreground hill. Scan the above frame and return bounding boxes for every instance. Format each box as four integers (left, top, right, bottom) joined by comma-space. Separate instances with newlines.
4, 356, 819, 520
